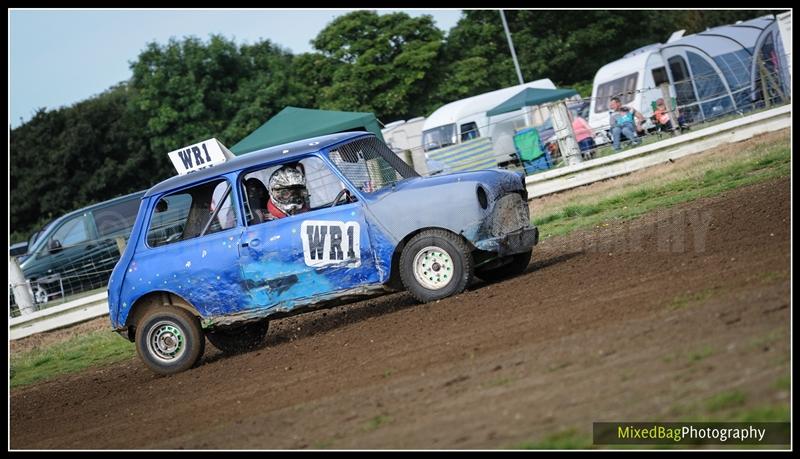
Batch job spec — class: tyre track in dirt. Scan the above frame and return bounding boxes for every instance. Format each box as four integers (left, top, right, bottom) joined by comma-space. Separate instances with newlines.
10, 177, 790, 449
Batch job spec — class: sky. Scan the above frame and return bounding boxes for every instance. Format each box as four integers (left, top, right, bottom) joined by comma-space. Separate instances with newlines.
9, 9, 464, 128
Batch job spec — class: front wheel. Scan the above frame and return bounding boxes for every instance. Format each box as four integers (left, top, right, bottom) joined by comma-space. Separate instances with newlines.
475, 250, 532, 283
135, 306, 205, 375
206, 320, 269, 354
399, 229, 473, 303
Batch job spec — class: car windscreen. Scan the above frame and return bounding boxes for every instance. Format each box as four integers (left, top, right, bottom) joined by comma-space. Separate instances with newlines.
27, 220, 55, 254
422, 124, 457, 152
327, 136, 418, 194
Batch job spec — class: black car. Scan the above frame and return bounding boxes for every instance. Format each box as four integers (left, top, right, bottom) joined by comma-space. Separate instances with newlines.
16, 191, 145, 305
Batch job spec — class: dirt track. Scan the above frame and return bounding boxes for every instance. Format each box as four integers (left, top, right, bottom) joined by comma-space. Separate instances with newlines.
10, 177, 790, 449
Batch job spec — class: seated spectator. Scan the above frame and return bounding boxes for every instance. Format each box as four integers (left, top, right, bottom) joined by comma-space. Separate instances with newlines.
608, 96, 646, 151
653, 98, 687, 133
571, 112, 596, 159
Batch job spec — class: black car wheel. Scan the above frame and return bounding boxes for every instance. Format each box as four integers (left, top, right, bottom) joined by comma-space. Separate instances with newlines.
399, 229, 473, 303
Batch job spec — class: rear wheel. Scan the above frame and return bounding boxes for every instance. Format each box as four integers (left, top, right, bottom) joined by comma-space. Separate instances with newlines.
476, 250, 532, 283
207, 320, 269, 354
399, 229, 473, 303
135, 306, 205, 375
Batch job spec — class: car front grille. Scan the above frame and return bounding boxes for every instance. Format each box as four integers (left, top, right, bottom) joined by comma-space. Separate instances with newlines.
490, 193, 530, 237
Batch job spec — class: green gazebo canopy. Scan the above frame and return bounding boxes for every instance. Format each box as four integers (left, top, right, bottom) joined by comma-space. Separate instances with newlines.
230, 106, 385, 155
486, 87, 579, 117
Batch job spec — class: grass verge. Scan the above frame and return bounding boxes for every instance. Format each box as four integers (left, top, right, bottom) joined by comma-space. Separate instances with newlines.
534, 136, 789, 239
10, 330, 134, 388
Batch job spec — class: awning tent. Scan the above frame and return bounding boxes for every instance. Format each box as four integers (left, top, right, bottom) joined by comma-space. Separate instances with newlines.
486, 87, 579, 117
230, 106, 385, 155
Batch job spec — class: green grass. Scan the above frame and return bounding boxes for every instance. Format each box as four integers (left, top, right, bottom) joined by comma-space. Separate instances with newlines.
534, 141, 790, 239
10, 330, 135, 388
730, 404, 790, 423
705, 390, 747, 413
362, 414, 393, 432
662, 344, 714, 365
669, 290, 715, 310
481, 377, 513, 389
747, 329, 785, 352
773, 374, 790, 391
757, 270, 788, 284
679, 401, 789, 423
688, 346, 714, 364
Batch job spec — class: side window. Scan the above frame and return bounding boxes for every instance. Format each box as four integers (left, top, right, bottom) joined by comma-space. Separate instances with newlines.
652, 66, 669, 87
94, 198, 141, 238
460, 122, 480, 142
146, 179, 236, 248
51, 215, 90, 247
594, 73, 638, 113
241, 156, 354, 226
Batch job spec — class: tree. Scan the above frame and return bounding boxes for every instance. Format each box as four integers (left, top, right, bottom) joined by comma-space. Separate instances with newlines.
10, 84, 153, 240
439, 9, 781, 94
128, 35, 301, 153
311, 10, 445, 122
432, 10, 517, 107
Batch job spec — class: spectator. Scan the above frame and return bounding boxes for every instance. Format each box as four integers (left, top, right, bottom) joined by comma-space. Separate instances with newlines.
608, 96, 646, 151
570, 111, 596, 159
653, 98, 686, 133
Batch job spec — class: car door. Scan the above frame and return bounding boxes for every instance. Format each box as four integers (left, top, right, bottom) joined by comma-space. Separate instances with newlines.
238, 157, 382, 311
135, 177, 249, 318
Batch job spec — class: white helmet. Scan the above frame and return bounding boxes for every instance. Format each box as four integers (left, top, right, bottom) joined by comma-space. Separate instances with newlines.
269, 165, 309, 215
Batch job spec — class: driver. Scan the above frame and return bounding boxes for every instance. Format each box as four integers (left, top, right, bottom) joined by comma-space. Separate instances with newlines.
266, 164, 310, 220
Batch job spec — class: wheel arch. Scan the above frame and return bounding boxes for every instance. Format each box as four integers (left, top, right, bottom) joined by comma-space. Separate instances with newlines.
124, 291, 201, 342
387, 226, 471, 290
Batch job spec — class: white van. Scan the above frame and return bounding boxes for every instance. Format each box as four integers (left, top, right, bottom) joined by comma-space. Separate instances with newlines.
421, 79, 557, 166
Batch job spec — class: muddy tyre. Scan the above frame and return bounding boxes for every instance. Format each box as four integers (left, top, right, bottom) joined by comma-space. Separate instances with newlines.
207, 320, 269, 354
476, 250, 532, 283
399, 229, 473, 303
135, 306, 205, 375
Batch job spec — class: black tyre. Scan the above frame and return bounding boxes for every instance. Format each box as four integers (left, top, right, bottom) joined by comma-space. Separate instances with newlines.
399, 229, 473, 303
135, 306, 205, 375
475, 250, 532, 283
207, 320, 269, 354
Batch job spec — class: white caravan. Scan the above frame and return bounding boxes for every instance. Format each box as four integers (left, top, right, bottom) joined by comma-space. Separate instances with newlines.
421, 79, 557, 166
381, 116, 426, 153
588, 15, 782, 144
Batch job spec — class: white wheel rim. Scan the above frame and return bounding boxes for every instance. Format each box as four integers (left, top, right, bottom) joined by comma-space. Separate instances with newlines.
147, 320, 187, 363
413, 246, 455, 290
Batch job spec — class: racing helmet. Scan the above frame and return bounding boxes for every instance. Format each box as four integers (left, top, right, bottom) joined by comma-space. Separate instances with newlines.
268, 165, 309, 215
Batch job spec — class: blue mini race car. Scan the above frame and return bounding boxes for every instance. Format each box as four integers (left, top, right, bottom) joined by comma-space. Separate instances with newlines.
108, 132, 539, 374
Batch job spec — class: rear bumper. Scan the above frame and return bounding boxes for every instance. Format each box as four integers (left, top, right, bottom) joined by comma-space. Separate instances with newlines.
474, 226, 539, 257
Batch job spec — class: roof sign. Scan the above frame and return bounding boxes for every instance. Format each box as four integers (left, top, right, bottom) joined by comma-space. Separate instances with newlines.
167, 138, 235, 175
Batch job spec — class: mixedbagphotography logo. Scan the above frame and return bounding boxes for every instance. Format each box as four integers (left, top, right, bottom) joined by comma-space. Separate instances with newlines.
593, 422, 791, 445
